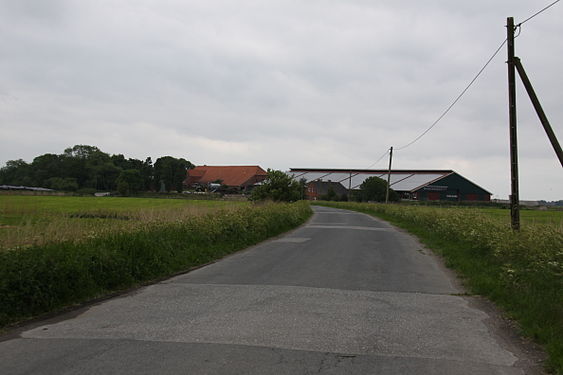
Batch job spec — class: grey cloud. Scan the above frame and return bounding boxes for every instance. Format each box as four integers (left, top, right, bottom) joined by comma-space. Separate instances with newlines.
0, 0, 561, 199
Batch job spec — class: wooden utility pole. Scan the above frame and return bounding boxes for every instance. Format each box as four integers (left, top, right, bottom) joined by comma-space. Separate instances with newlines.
507, 17, 520, 230
385, 147, 393, 203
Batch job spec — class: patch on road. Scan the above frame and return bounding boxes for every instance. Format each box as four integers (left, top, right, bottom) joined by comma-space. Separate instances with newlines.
314, 212, 358, 215
305, 225, 391, 231
273, 237, 311, 243
22, 284, 517, 367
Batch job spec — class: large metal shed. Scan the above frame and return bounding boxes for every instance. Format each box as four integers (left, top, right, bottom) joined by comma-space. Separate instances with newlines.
288, 168, 491, 202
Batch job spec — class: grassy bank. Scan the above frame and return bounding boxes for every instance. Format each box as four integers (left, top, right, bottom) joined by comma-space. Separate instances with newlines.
316, 201, 562, 373
0, 201, 312, 328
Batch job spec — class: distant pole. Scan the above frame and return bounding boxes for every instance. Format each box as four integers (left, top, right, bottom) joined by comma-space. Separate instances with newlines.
348, 171, 352, 201
385, 147, 393, 203
507, 17, 520, 230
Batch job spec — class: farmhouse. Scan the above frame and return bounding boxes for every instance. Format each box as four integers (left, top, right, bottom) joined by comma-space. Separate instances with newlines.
184, 165, 267, 192
289, 168, 491, 202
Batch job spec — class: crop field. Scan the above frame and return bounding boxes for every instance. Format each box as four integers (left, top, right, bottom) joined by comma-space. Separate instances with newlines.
479, 207, 563, 225
316, 201, 563, 373
0, 195, 246, 250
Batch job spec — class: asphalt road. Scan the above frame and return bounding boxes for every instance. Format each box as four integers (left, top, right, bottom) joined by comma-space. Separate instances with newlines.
1, 206, 543, 374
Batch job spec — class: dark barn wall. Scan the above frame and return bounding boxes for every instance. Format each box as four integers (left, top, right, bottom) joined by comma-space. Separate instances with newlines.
414, 173, 491, 202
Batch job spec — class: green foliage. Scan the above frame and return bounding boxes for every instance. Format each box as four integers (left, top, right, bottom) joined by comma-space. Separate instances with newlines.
117, 180, 130, 196
0, 159, 33, 185
320, 187, 338, 201
63, 145, 104, 159
154, 156, 194, 193
251, 169, 302, 202
116, 169, 144, 195
358, 176, 399, 202
0, 201, 312, 328
317, 201, 563, 373
0, 146, 189, 193
45, 177, 79, 192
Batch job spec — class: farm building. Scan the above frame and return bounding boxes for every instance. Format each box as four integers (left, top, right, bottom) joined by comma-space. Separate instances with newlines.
289, 168, 491, 202
306, 181, 348, 200
184, 165, 267, 192
0, 185, 54, 192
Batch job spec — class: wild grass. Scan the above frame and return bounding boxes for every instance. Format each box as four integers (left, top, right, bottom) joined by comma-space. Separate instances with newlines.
316, 201, 563, 374
0, 197, 312, 329
0, 196, 246, 250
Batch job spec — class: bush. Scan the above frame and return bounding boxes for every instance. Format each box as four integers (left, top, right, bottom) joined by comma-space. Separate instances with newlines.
358, 176, 399, 202
251, 169, 302, 202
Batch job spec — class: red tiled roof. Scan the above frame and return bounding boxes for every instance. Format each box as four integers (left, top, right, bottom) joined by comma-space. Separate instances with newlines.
184, 166, 267, 187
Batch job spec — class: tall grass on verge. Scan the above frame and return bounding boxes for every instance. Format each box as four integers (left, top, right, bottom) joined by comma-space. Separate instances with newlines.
0, 196, 245, 250
316, 201, 563, 374
0, 202, 312, 328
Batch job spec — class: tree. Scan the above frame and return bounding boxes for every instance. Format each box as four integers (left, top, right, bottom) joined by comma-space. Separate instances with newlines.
141, 157, 154, 191
30, 154, 63, 186
250, 169, 302, 202
63, 145, 104, 160
0, 146, 183, 193
115, 169, 144, 195
359, 176, 399, 202
0, 159, 32, 185
91, 162, 121, 190
154, 156, 194, 192
45, 177, 79, 191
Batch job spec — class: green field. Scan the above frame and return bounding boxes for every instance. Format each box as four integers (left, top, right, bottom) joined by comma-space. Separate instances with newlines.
0, 195, 247, 250
479, 207, 563, 225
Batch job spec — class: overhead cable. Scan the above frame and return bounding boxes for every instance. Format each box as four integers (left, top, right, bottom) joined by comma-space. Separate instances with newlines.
518, 0, 560, 26
395, 38, 508, 151
340, 149, 390, 182
365, 149, 390, 169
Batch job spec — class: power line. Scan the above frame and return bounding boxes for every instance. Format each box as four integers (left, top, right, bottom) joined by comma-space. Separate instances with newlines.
518, 0, 560, 26
367, 2, 559, 162
343, 150, 389, 191
365, 149, 390, 169
395, 38, 507, 151
341, 149, 389, 183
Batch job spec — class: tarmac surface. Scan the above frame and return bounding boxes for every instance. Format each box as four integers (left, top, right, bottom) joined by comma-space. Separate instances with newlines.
0, 205, 544, 374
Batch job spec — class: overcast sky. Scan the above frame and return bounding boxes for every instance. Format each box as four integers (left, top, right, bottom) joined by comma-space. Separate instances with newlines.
0, 0, 561, 200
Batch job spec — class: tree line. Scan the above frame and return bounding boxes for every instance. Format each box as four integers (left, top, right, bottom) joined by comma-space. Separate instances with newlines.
0, 145, 193, 194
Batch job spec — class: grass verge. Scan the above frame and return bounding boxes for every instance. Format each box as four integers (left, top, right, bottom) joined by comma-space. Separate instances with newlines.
315, 201, 562, 374
0, 201, 312, 329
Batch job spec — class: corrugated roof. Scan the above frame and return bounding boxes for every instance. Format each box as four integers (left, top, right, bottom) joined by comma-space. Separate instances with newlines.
0, 185, 54, 191
288, 169, 454, 192
185, 166, 267, 187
